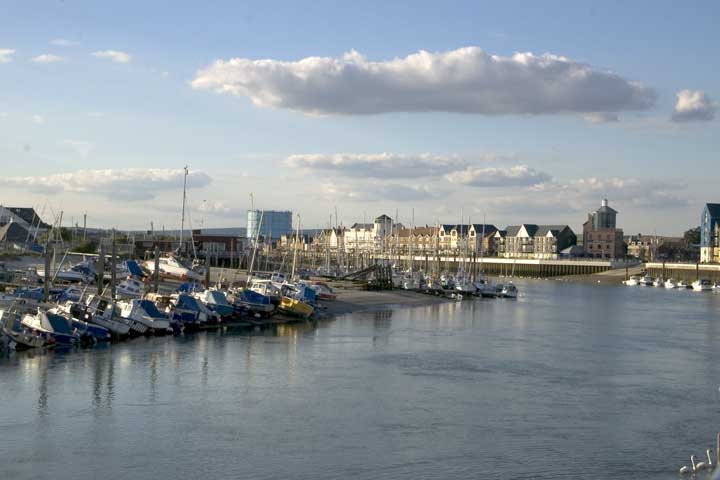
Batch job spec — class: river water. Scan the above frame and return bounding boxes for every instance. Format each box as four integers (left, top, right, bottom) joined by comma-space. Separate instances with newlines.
2, 279, 720, 479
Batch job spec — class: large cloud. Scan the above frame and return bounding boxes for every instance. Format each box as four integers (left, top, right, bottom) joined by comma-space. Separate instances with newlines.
672, 89, 716, 122
191, 46, 656, 116
32, 54, 65, 64
445, 165, 551, 187
286, 153, 468, 178
0, 168, 211, 200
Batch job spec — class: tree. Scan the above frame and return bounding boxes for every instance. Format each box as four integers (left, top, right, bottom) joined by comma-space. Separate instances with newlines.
683, 226, 701, 245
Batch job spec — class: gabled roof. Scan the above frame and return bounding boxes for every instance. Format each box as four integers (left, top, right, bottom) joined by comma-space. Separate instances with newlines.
536, 225, 571, 237
470, 224, 497, 235
504, 225, 523, 237
705, 203, 720, 218
375, 214, 392, 221
0, 222, 32, 243
350, 223, 373, 230
519, 224, 539, 237
4, 207, 50, 229
439, 224, 457, 232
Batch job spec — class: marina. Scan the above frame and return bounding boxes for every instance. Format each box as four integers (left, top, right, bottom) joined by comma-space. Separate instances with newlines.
3, 278, 720, 479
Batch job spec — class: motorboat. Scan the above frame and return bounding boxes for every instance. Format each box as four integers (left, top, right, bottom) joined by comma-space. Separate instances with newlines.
1, 309, 47, 349
640, 275, 654, 286
144, 254, 202, 282
53, 303, 111, 343
692, 279, 713, 291
232, 289, 274, 316
167, 293, 210, 331
76, 295, 132, 337
500, 283, 518, 299
623, 276, 640, 286
21, 310, 79, 346
278, 296, 313, 318
116, 276, 145, 299
653, 277, 664, 287
309, 282, 336, 301
474, 279, 496, 298
118, 299, 172, 334
247, 279, 282, 305
664, 278, 678, 289
195, 289, 235, 318
677, 280, 690, 289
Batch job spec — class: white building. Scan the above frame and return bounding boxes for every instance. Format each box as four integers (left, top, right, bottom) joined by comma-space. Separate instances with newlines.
344, 214, 395, 252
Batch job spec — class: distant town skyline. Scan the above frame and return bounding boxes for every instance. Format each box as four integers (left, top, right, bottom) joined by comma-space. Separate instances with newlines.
0, 1, 718, 235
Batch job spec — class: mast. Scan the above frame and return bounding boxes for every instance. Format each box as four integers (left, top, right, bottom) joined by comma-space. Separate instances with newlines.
291, 214, 301, 280
179, 165, 188, 254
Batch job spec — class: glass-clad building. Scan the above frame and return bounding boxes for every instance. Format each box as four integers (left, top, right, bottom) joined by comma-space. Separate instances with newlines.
247, 210, 292, 242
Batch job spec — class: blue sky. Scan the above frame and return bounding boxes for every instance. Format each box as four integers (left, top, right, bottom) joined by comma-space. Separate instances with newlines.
0, 1, 718, 234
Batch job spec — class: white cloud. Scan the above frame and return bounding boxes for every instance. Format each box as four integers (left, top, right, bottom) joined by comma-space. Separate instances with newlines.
92, 50, 131, 63
445, 165, 551, 187
0, 168, 212, 201
195, 200, 243, 218
50, 39, 79, 47
0, 49, 15, 63
321, 182, 438, 202
191, 46, 656, 116
61, 140, 94, 158
31, 54, 65, 63
286, 153, 468, 178
672, 89, 716, 122
32, 114, 46, 125
583, 112, 619, 124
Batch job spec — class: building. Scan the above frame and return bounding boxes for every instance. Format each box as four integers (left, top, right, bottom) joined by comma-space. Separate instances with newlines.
344, 214, 395, 252
388, 226, 439, 254
313, 227, 345, 251
494, 224, 577, 259
468, 224, 498, 255
0, 206, 50, 249
246, 210, 292, 242
582, 199, 625, 259
701, 204, 720, 263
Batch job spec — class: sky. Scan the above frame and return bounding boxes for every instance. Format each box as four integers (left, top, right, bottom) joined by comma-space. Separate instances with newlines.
0, 0, 718, 235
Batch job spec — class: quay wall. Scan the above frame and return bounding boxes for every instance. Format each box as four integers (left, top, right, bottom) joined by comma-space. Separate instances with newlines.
646, 262, 720, 283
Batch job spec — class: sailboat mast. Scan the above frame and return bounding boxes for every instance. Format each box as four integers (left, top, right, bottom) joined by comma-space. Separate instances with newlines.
291, 214, 300, 280
179, 165, 188, 253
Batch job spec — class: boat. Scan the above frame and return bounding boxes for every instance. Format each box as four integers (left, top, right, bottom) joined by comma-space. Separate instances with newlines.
53, 303, 111, 343
167, 293, 209, 332
677, 280, 690, 289
623, 276, 640, 286
653, 277, 664, 287
194, 289, 235, 318
664, 278, 678, 289
692, 279, 713, 291
76, 295, 132, 336
278, 296, 313, 318
640, 275, 654, 286
309, 282, 336, 301
116, 276, 145, 299
0, 309, 47, 349
247, 279, 282, 304
233, 289, 274, 315
144, 254, 202, 282
21, 310, 79, 346
118, 299, 172, 334
500, 283, 518, 299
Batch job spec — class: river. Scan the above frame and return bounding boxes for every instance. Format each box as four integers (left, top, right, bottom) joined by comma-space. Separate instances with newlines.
2, 279, 720, 479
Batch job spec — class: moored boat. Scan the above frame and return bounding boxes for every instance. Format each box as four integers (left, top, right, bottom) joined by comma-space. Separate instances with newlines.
1, 309, 47, 349
118, 299, 171, 334
278, 296, 313, 318
500, 283, 518, 299
692, 279, 713, 291
21, 310, 79, 346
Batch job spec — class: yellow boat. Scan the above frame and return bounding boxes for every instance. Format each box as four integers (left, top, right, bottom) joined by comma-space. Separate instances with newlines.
279, 296, 313, 318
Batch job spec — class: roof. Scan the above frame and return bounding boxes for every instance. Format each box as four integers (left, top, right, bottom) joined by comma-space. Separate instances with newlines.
4, 207, 50, 229
374, 214, 392, 221
471, 224, 497, 235
440, 224, 457, 232
0, 222, 32, 243
595, 205, 618, 214
561, 245, 585, 255
504, 225, 522, 237
705, 203, 720, 218
536, 225, 572, 236
350, 223, 373, 230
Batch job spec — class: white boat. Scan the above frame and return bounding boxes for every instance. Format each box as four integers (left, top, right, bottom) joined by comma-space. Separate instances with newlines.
500, 283, 518, 299
116, 277, 145, 299
118, 299, 171, 334
248, 279, 282, 303
664, 278, 678, 289
677, 280, 690, 289
79, 295, 133, 336
653, 277, 664, 287
144, 254, 202, 282
640, 275, 654, 286
692, 279, 713, 291
623, 276, 640, 286
21, 310, 79, 346
0, 309, 47, 349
